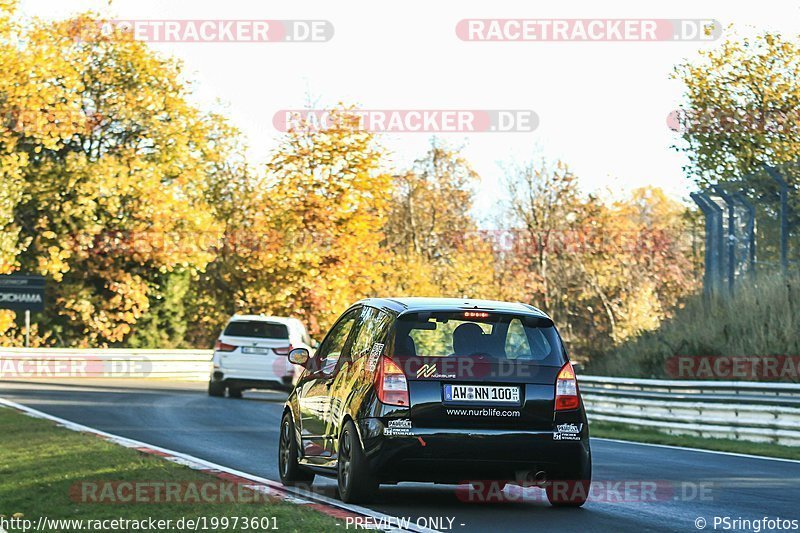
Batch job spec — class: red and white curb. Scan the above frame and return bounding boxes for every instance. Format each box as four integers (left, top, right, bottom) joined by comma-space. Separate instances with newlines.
0, 397, 436, 533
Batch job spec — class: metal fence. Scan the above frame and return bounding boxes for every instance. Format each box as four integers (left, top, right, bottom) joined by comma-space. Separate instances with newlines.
2, 349, 799, 446
0, 348, 212, 380
692, 162, 799, 298
581, 375, 800, 447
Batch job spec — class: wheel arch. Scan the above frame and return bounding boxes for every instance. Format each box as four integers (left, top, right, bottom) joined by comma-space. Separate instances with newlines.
338, 413, 366, 451
281, 405, 303, 453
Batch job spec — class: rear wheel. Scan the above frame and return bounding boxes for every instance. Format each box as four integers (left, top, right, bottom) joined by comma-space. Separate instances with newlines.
337, 420, 378, 503
278, 413, 315, 486
546, 479, 589, 507
207, 381, 224, 397
228, 387, 243, 399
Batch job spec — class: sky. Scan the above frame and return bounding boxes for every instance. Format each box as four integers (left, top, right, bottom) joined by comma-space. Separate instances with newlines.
19, 0, 800, 222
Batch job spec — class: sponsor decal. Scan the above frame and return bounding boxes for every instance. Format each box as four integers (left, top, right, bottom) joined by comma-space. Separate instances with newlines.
415, 363, 456, 380
383, 418, 412, 436
366, 343, 384, 372
445, 407, 521, 417
417, 363, 435, 378
554, 422, 582, 441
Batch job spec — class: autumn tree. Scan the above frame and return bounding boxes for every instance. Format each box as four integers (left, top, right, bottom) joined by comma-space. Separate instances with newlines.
673, 30, 800, 259
0, 10, 234, 346
182, 108, 393, 339
501, 158, 699, 356
385, 138, 477, 261
578, 188, 699, 345
502, 159, 588, 317
383, 138, 495, 297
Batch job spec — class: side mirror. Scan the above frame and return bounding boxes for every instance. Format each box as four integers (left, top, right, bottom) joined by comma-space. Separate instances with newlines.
288, 347, 310, 367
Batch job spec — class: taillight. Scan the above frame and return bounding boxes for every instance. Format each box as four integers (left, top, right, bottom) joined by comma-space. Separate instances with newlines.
215, 340, 236, 352
555, 362, 580, 411
375, 357, 409, 407
273, 345, 293, 356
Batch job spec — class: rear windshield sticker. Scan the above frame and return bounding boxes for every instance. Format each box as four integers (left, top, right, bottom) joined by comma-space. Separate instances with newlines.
366, 343, 384, 372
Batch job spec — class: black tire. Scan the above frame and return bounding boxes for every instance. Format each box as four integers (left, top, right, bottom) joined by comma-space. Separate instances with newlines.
207, 381, 225, 397
546, 479, 589, 507
228, 387, 243, 399
278, 413, 315, 486
337, 420, 378, 503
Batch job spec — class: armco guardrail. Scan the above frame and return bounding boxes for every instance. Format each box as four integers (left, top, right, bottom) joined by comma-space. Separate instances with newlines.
2, 351, 799, 446
0, 348, 212, 381
580, 375, 800, 447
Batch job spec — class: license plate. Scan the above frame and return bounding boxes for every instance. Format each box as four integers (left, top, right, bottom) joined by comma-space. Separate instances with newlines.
443, 384, 520, 404
241, 347, 271, 355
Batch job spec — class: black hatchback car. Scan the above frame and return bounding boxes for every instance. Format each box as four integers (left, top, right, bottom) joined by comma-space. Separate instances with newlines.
278, 298, 591, 506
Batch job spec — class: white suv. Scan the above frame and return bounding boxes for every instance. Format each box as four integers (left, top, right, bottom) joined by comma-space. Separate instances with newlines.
208, 315, 315, 398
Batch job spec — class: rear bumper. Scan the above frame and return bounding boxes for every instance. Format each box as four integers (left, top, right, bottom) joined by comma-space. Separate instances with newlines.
210, 372, 293, 391
356, 418, 591, 484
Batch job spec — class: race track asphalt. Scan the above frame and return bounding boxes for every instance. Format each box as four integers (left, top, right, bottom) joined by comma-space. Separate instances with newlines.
2, 379, 798, 532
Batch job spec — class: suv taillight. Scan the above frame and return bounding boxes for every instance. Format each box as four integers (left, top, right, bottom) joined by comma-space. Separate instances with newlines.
375, 357, 409, 407
215, 340, 236, 352
273, 345, 293, 356
555, 362, 580, 411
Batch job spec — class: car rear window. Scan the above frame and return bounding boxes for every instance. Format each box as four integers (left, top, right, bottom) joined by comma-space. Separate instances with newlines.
394, 312, 565, 366
224, 321, 289, 339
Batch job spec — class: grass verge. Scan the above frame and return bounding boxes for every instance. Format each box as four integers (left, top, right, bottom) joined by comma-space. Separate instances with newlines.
0, 406, 340, 532
590, 421, 800, 461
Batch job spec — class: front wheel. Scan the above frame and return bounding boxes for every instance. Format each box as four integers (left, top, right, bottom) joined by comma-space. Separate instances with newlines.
337, 420, 378, 503
278, 413, 315, 486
